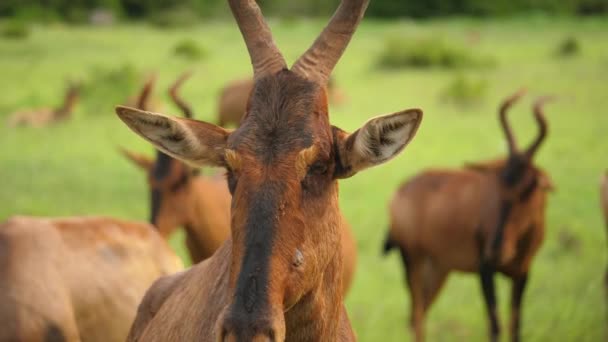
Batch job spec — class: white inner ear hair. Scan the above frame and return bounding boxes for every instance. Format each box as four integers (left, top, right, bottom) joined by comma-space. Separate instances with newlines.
356, 114, 415, 162
135, 113, 204, 162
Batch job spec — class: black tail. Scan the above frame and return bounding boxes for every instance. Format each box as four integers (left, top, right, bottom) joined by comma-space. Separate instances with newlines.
382, 231, 396, 256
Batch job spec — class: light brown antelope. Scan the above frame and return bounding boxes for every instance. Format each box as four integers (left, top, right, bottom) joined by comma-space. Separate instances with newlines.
383, 91, 553, 342
0, 216, 182, 342
123, 72, 358, 293
217, 76, 345, 128
117, 1, 423, 340
7, 82, 80, 127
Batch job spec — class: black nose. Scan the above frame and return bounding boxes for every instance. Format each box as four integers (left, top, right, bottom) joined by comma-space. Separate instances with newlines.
221, 316, 276, 342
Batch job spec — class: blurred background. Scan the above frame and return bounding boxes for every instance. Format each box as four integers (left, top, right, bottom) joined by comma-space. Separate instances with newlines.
0, 0, 606, 341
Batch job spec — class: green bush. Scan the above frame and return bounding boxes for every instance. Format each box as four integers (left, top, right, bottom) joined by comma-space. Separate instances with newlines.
555, 36, 581, 58
148, 7, 201, 29
80, 63, 140, 115
440, 74, 488, 107
1, 21, 30, 40
173, 39, 206, 61
377, 36, 495, 70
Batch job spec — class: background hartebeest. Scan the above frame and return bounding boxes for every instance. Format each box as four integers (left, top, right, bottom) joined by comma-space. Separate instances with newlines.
7, 82, 80, 127
117, 0, 423, 340
122, 71, 358, 293
383, 91, 553, 342
122, 71, 232, 263
217, 76, 345, 127
0, 216, 182, 342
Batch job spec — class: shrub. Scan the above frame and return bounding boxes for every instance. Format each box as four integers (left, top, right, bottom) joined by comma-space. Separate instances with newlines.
148, 7, 201, 29
80, 63, 140, 115
1, 21, 30, 40
377, 36, 494, 70
555, 36, 581, 58
173, 39, 206, 61
440, 74, 488, 107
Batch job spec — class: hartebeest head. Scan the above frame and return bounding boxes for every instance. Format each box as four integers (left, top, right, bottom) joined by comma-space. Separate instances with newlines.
122, 72, 198, 234
116, 0, 422, 340
469, 90, 553, 262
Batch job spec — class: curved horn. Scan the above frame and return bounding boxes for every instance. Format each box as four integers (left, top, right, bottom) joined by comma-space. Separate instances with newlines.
169, 71, 194, 118
228, 0, 286, 79
525, 96, 552, 159
137, 75, 156, 111
291, 0, 369, 84
499, 88, 526, 155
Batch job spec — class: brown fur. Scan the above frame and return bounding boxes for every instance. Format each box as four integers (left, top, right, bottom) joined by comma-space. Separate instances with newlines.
0, 216, 182, 342
217, 76, 345, 128
384, 93, 552, 342
7, 83, 79, 128
118, 1, 423, 340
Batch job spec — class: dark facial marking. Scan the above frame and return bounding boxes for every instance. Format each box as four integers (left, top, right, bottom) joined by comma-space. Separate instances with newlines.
149, 188, 162, 225
149, 151, 178, 225
230, 180, 284, 319
501, 155, 528, 186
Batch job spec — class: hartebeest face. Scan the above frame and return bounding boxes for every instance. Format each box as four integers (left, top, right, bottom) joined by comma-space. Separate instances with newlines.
122, 149, 193, 236
117, 0, 423, 340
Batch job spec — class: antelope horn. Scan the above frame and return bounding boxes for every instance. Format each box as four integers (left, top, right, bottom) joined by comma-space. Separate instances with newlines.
525, 96, 553, 159
137, 74, 156, 111
292, 0, 369, 85
499, 88, 526, 155
169, 71, 194, 119
228, 0, 286, 79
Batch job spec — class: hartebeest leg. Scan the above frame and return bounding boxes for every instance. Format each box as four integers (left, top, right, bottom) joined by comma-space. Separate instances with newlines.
510, 273, 528, 342
480, 261, 500, 342
399, 249, 426, 342
421, 261, 448, 312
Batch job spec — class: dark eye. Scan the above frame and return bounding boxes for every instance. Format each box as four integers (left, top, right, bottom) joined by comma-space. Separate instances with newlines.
307, 161, 328, 176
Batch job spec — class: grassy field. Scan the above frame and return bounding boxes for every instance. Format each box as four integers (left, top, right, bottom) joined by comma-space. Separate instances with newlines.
0, 16, 606, 341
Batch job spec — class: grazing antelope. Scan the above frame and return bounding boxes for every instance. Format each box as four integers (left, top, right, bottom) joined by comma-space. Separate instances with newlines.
123, 72, 358, 294
7, 82, 80, 127
217, 76, 345, 127
117, 0, 423, 340
0, 216, 183, 342
383, 91, 553, 342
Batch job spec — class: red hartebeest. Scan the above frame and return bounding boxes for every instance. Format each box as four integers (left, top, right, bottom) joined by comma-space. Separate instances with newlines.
0, 216, 182, 342
122, 72, 359, 293
117, 1, 423, 340
384, 91, 553, 342
217, 76, 345, 128
7, 82, 80, 127
122, 71, 232, 263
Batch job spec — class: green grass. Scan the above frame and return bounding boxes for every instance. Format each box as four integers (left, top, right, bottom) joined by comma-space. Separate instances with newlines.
0, 17, 606, 341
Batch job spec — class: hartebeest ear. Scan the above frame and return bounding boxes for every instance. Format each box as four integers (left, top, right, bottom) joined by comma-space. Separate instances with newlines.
119, 147, 153, 171
333, 109, 423, 179
115, 106, 230, 168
